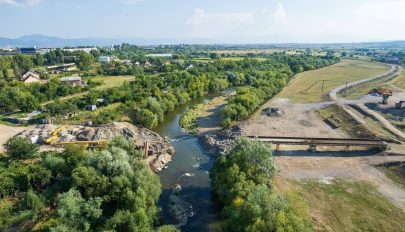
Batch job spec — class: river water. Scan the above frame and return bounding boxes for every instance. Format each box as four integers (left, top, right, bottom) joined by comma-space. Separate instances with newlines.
154, 95, 222, 231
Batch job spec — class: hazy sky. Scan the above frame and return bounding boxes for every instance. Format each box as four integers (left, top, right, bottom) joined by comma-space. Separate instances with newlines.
1, 0, 404, 43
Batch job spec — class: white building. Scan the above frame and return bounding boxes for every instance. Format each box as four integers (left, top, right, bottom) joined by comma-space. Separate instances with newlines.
99, 56, 116, 62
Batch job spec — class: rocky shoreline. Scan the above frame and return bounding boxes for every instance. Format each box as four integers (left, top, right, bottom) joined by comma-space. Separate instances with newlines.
198, 125, 243, 156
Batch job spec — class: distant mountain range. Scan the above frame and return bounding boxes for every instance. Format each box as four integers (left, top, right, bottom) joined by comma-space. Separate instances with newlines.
0, 34, 405, 48
0, 34, 217, 48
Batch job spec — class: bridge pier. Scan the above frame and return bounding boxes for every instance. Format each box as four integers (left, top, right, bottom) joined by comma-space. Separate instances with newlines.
143, 141, 149, 159
276, 144, 280, 151
308, 144, 317, 152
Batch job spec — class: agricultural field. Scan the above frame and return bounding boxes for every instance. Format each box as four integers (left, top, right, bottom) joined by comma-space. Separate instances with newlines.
278, 59, 390, 103
274, 177, 405, 232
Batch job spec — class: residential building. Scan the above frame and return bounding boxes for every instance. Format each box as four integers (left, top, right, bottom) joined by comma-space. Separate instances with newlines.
60, 76, 87, 87
22, 71, 41, 84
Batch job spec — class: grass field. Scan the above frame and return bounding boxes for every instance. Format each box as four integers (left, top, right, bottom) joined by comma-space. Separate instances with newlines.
317, 105, 373, 138
277, 60, 390, 103
338, 81, 395, 99
317, 104, 400, 141
88, 75, 134, 90
274, 177, 405, 232
41, 75, 134, 106
377, 162, 405, 189
392, 70, 405, 90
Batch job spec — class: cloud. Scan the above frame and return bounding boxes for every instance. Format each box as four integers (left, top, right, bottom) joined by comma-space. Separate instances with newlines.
185, 4, 291, 41
187, 8, 255, 26
186, 8, 256, 39
0, 0, 42, 7
273, 3, 287, 24
187, 8, 207, 25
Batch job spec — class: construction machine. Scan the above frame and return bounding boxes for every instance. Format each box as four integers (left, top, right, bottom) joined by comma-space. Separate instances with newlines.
395, 101, 405, 109
43, 125, 73, 144
43, 125, 108, 148
369, 87, 393, 105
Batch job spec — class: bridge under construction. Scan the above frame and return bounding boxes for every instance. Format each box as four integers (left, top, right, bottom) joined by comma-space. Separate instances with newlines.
246, 136, 389, 152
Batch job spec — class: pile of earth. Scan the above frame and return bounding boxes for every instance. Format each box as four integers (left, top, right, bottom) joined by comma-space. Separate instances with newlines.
18, 122, 175, 172
261, 107, 285, 117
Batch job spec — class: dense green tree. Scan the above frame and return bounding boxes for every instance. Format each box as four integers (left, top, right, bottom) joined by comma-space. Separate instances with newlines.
76, 51, 95, 71
210, 139, 312, 231
72, 166, 109, 198
4, 137, 39, 160
137, 108, 158, 129
22, 190, 45, 217
53, 189, 103, 231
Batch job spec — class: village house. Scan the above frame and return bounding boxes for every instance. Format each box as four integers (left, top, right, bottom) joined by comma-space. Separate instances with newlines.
60, 76, 87, 87
22, 71, 41, 84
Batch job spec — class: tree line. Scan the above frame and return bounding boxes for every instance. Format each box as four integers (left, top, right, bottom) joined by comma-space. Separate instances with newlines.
45, 55, 338, 128
0, 136, 179, 232
220, 56, 338, 127
210, 138, 313, 231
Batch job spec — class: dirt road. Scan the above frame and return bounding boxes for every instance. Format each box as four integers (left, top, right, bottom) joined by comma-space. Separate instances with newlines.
0, 124, 32, 152
357, 103, 405, 140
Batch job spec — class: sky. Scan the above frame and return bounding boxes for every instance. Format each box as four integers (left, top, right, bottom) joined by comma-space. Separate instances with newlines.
0, 0, 405, 43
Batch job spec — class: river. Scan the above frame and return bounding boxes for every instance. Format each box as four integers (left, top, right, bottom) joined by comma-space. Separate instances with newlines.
154, 94, 224, 231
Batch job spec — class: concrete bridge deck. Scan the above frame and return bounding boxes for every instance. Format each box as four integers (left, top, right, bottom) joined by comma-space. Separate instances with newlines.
245, 136, 389, 151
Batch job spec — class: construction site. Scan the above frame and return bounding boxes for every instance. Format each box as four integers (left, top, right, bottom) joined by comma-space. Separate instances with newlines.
239, 61, 405, 215
16, 122, 175, 172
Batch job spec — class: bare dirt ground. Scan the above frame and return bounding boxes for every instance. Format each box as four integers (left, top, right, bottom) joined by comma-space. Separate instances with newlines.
0, 124, 33, 152
242, 98, 343, 138
274, 150, 405, 211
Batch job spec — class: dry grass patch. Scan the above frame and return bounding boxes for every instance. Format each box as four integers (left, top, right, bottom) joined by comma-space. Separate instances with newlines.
278, 60, 390, 103
274, 177, 405, 232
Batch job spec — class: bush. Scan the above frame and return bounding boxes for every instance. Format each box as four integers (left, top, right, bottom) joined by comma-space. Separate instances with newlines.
4, 137, 39, 160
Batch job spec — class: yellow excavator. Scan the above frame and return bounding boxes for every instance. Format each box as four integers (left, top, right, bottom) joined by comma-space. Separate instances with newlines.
43, 125, 108, 148
43, 125, 73, 144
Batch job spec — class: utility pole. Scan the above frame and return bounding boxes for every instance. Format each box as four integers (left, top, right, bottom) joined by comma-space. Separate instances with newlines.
321, 80, 325, 93
344, 82, 348, 96
143, 141, 149, 159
